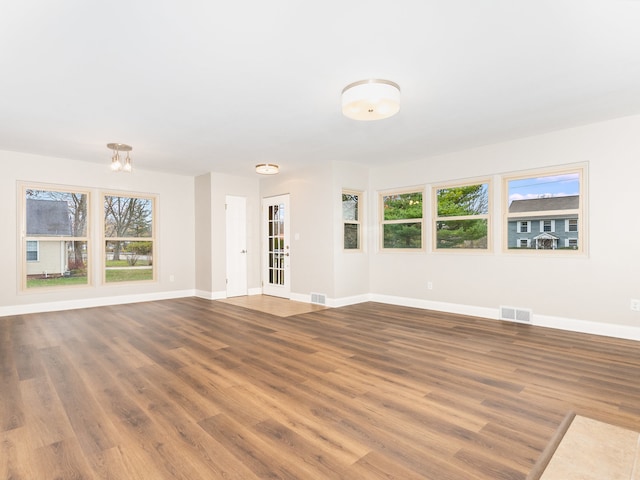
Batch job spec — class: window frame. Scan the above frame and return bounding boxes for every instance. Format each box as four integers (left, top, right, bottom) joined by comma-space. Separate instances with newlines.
342, 189, 363, 252
503, 164, 587, 254
19, 182, 92, 292
379, 187, 425, 251
431, 178, 492, 252
102, 191, 157, 284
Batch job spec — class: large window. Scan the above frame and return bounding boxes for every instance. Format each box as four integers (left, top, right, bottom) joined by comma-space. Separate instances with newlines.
505, 166, 585, 252
21, 185, 90, 289
104, 193, 156, 283
433, 180, 490, 250
342, 190, 362, 250
380, 189, 423, 249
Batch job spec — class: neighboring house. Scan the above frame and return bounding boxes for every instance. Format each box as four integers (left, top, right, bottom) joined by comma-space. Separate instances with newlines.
507, 195, 579, 249
26, 199, 72, 276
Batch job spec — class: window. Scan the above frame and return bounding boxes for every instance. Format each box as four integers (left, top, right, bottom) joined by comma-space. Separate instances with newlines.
518, 238, 530, 248
433, 180, 490, 250
541, 220, 555, 233
104, 194, 155, 283
26, 241, 39, 261
21, 185, 90, 289
566, 219, 578, 232
342, 190, 362, 250
380, 189, 423, 249
505, 166, 585, 252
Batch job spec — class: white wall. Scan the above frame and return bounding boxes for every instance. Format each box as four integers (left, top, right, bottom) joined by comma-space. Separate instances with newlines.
260, 163, 335, 299
194, 173, 213, 294
368, 114, 640, 333
332, 161, 370, 302
0, 151, 195, 314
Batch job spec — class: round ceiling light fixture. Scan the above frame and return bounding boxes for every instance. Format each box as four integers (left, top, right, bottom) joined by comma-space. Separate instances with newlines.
341, 79, 400, 121
255, 163, 279, 175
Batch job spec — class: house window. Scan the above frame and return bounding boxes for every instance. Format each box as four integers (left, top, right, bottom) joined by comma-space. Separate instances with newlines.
518, 239, 530, 248
505, 166, 585, 252
380, 189, 423, 249
21, 184, 90, 289
541, 220, 555, 233
566, 238, 578, 248
517, 221, 530, 233
26, 241, 39, 261
433, 180, 490, 250
343, 190, 362, 250
104, 193, 156, 283
566, 219, 578, 232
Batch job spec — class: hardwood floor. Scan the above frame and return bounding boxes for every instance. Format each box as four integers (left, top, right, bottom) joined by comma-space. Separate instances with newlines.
1, 298, 639, 479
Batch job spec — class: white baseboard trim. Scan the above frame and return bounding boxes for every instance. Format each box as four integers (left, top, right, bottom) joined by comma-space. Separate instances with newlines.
0, 290, 196, 317
195, 290, 227, 300
366, 294, 640, 342
5, 289, 638, 342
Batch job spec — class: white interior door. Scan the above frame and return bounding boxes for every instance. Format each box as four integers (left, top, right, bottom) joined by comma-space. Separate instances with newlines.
262, 194, 290, 298
226, 195, 248, 297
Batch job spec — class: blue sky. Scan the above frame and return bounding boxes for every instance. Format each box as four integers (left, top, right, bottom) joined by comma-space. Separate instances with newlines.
508, 173, 580, 204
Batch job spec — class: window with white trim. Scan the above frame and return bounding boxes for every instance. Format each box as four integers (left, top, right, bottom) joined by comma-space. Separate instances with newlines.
540, 220, 555, 233
518, 238, 530, 248
433, 180, 490, 250
380, 189, 423, 249
505, 166, 586, 252
342, 190, 362, 250
21, 184, 90, 289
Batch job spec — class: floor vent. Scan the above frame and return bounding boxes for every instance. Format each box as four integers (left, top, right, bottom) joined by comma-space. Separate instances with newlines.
500, 306, 532, 323
310, 293, 326, 305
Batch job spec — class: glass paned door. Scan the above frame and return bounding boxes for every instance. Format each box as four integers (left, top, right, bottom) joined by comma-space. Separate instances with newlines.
262, 194, 290, 297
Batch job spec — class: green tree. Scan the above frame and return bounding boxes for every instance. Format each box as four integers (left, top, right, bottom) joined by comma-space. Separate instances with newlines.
436, 185, 488, 248
384, 193, 423, 220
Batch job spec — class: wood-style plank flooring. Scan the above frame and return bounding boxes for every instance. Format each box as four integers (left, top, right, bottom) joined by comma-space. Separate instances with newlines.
1, 297, 640, 479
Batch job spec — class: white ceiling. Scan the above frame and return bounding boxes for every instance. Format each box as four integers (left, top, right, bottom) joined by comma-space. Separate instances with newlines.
1, 1, 640, 177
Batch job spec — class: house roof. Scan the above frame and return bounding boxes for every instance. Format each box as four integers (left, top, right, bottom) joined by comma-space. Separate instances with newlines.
509, 195, 579, 213
27, 199, 72, 236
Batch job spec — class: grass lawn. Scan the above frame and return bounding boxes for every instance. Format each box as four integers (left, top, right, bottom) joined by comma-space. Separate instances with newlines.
106, 259, 151, 267
106, 268, 153, 282
27, 276, 88, 288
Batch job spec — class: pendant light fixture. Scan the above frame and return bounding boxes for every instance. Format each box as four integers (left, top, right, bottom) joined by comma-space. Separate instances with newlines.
342, 79, 401, 121
107, 143, 133, 172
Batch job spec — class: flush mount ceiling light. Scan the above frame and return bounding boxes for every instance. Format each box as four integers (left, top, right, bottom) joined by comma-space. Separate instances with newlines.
255, 163, 279, 175
107, 143, 132, 172
341, 79, 401, 121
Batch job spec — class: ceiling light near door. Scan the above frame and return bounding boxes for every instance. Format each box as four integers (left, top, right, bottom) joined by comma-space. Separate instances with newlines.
255, 163, 279, 175
107, 143, 133, 172
342, 79, 400, 121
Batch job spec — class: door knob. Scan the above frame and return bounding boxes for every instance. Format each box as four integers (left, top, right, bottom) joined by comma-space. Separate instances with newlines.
241, 249, 247, 253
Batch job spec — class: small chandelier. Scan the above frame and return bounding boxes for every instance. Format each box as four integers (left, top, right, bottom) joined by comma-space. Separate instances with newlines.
255, 163, 279, 175
342, 79, 400, 121
107, 143, 133, 172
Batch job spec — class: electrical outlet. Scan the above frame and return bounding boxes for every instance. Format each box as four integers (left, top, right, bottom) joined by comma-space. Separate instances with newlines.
631, 299, 640, 312
427, 281, 433, 290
